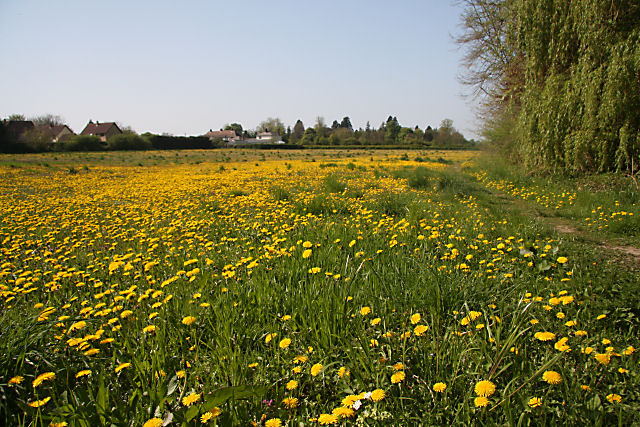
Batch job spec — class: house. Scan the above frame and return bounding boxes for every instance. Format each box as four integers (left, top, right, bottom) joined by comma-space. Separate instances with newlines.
38, 124, 75, 142
5, 120, 35, 140
256, 131, 273, 141
204, 129, 238, 142
80, 120, 122, 141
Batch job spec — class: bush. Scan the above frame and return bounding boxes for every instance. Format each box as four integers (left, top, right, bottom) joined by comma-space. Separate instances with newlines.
324, 175, 347, 193
107, 134, 151, 151
406, 167, 433, 189
61, 135, 105, 152
271, 186, 291, 201
146, 134, 213, 150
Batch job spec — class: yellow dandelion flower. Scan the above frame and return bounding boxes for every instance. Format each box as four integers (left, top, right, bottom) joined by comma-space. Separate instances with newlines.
8, 376, 23, 386
556, 257, 568, 264
68, 320, 87, 331
332, 406, 355, 418
594, 353, 611, 365
317, 413, 338, 425
28, 396, 51, 408
414, 324, 429, 336
542, 370, 562, 385
115, 362, 131, 373
370, 388, 386, 401
410, 313, 421, 324
142, 419, 163, 427
200, 412, 214, 423
360, 306, 371, 316
606, 393, 622, 403
302, 249, 312, 258
286, 380, 298, 390
554, 337, 570, 352
534, 332, 556, 341
182, 392, 201, 406
433, 382, 447, 392
391, 371, 405, 384
279, 338, 291, 349
528, 397, 542, 408
294, 355, 308, 364
341, 394, 359, 408
265, 418, 282, 427
474, 396, 490, 407
182, 316, 196, 325
370, 317, 381, 326
33, 372, 55, 388
469, 311, 482, 320
142, 325, 156, 333
282, 396, 299, 408
311, 363, 323, 376
75, 370, 91, 378
474, 380, 496, 397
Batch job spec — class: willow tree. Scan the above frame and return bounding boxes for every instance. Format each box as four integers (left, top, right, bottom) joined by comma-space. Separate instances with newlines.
458, 0, 640, 173
516, 0, 640, 173
456, 0, 523, 158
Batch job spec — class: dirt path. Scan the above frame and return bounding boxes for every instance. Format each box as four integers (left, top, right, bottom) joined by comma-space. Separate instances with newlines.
481, 185, 640, 268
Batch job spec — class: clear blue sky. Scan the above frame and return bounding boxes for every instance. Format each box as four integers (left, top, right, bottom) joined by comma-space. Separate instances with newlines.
0, 0, 478, 138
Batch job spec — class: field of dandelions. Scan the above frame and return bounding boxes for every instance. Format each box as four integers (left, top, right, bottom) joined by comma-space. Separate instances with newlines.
0, 149, 638, 426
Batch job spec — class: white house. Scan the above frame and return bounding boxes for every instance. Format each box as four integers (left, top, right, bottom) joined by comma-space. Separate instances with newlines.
256, 131, 273, 141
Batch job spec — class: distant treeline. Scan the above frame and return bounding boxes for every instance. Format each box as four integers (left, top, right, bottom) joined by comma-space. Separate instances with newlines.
255, 116, 476, 148
0, 128, 216, 153
458, 0, 640, 173
1, 115, 477, 153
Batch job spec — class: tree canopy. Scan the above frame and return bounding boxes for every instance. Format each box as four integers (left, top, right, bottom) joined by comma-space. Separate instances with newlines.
458, 0, 640, 173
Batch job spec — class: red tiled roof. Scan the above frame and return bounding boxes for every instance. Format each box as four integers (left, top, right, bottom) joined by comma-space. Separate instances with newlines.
205, 130, 237, 139
6, 120, 35, 137
38, 124, 73, 138
80, 121, 121, 136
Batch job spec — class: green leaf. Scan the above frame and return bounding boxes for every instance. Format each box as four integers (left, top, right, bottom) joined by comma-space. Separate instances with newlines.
167, 374, 179, 396
537, 260, 551, 272
96, 372, 108, 425
201, 385, 268, 412
185, 405, 200, 422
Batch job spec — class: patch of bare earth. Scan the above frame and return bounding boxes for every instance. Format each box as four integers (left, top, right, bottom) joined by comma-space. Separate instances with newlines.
600, 244, 640, 257
553, 222, 640, 265
554, 224, 577, 234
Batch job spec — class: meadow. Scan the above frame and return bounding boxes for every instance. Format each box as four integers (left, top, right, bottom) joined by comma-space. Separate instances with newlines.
0, 148, 638, 426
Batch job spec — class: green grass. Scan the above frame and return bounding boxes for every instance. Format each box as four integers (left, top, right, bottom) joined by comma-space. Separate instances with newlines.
0, 150, 638, 426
